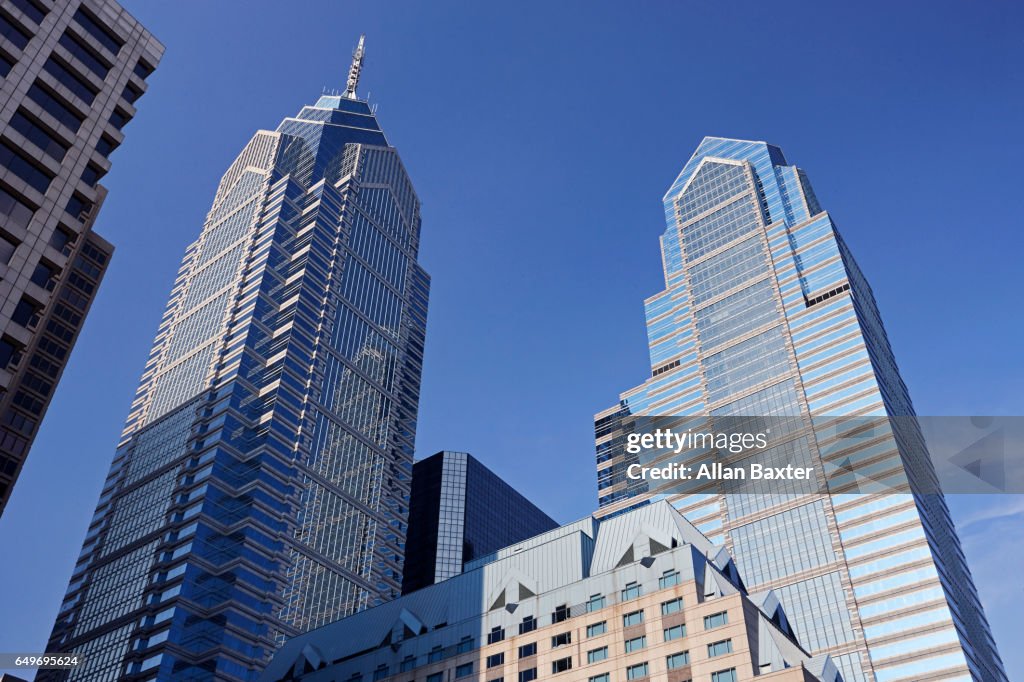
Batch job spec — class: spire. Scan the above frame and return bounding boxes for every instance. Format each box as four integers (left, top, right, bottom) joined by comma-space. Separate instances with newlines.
343, 35, 366, 99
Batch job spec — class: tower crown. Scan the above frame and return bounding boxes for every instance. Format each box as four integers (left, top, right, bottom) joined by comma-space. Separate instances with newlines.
344, 35, 366, 99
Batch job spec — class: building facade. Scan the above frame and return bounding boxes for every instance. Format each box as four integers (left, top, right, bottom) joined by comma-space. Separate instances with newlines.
402, 451, 558, 594
43, 41, 430, 682
593, 138, 1006, 682
260, 501, 842, 682
0, 0, 162, 515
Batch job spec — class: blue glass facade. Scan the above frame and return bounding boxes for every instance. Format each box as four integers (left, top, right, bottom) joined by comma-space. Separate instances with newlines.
42, 90, 429, 681
594, 138, 1007, 682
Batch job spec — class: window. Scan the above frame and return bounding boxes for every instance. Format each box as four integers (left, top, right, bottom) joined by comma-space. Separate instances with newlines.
66, 193, 93, 222
427, 646, 443, 663
552, 657, 572, 674
707, 639, 733, 657
96, 134, 118, 157
488, 626, 506, 644
57, 32, 109, 79
711, 669, 738, 682
622, 581, 641, 600
704, 611, 729, 630
134, 59, 154, 79
72, 7, 123, 54
8, 110, 69, 161
0, 233, 17, 264
0, 13, 31, 49
8, 0, 46, 24
427, 674, 443, 682
586, 594, 606, 612
666, 651, 690, 669
659, 570, 681, 588
399, 656, 416, 672
108, 108, 129, 130
122, 82, 142, 103
589, 675, 609, 682
518, 643, 537, 659
455, 662, 474, 678
81, 163, 105, 187
42, 57, 97, 104
11, 298, 38, 328
0, 338, 20, 369
551, 632, 571, 648
661, 598, 683, 615
586, 621, 607, 638
373, 665, 389, 681
0, 140, 54, 193
487, 653, 504, 669
27, 82, 84, 132
623, 610, 644, 627
518, 668, 537, 682
456, 636, 474, 654
626, 662, 649, 680
30, 261, 56, 288
519, 616, 537, 634
552, 604, 570, 623
664, 624, 687, 641
587, 647, 608, 664
624, 636, 646, 653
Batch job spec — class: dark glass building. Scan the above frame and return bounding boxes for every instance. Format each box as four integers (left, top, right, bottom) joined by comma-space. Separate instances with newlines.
43, 39, 430, 681
401, 451, 557, 594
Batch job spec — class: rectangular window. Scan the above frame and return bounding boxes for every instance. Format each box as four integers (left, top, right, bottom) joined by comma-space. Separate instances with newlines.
704, 611, 729, 630
711, 669, 738, 682
586, 594, 606, 612
518, 668, 537, 682
551, 632, 571, 648
488, 626, 505, 644
8, 110, 68, 161
134, 59, 154, 79
108, 107, 129, 130
623, 610, 644, 627
659, 570, 681, 588
0, 13, 31, 50
622, 581, 641, 600
624, 636, 647, 653
372, 666, 388, 681
58, 32, 109, 79
122, 82, 142, 103
427, 674, 443, 682
661, 598, 683, 615
587, 647, 608, 664
42, 57, 97, 104
518, 643, 537, 659
427, 646, 443, 663
81, 163, 105, 187
8, 0, 46, 24
0, 233, 18, 264
487, 653, 504, 669
456, 636, 473, 654
626, 663, 649, 680
664, 624, 687, 641
72, 7, 123, 54
11, 297, 38, 328
552, 604, 570, 623
27, 82, 84, 132
0, 186, 35, 230
0, 139, 54, 193
586, 621, 607, 638
708, 639, 733, 657
666, 651, 690, 669
519, 616, 537, 634
399, 656, 415, 672
551, 657, 572, 674
455, 662, 474, 678
589, 676, 609, 682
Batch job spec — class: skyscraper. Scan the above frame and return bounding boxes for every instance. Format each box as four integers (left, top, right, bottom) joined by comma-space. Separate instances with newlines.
594, 138, 1006, 682
0, 0, 162, 516
43, 38, 430, 682
402, 450, 558, 594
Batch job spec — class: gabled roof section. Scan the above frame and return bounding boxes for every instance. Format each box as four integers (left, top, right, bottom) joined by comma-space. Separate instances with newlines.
663, 136, 786, 204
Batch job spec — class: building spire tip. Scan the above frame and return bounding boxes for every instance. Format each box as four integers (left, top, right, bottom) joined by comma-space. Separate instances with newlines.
343, 34, 366, 100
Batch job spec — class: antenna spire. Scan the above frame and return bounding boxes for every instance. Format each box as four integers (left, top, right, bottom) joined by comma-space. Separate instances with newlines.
344, 35, 366, 99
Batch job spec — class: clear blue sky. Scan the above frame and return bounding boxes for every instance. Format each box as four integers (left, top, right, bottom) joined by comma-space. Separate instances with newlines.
1, 0, 1022, 678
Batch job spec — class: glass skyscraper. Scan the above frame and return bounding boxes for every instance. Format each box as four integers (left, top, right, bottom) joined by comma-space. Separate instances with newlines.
594, 138, 1006, 682
401, 451, 558, 594
0, 0, 161, 516
43, 40, 430, 682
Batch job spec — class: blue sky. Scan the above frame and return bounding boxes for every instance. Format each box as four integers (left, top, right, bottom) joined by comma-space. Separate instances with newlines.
1, 0, 1022, 678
